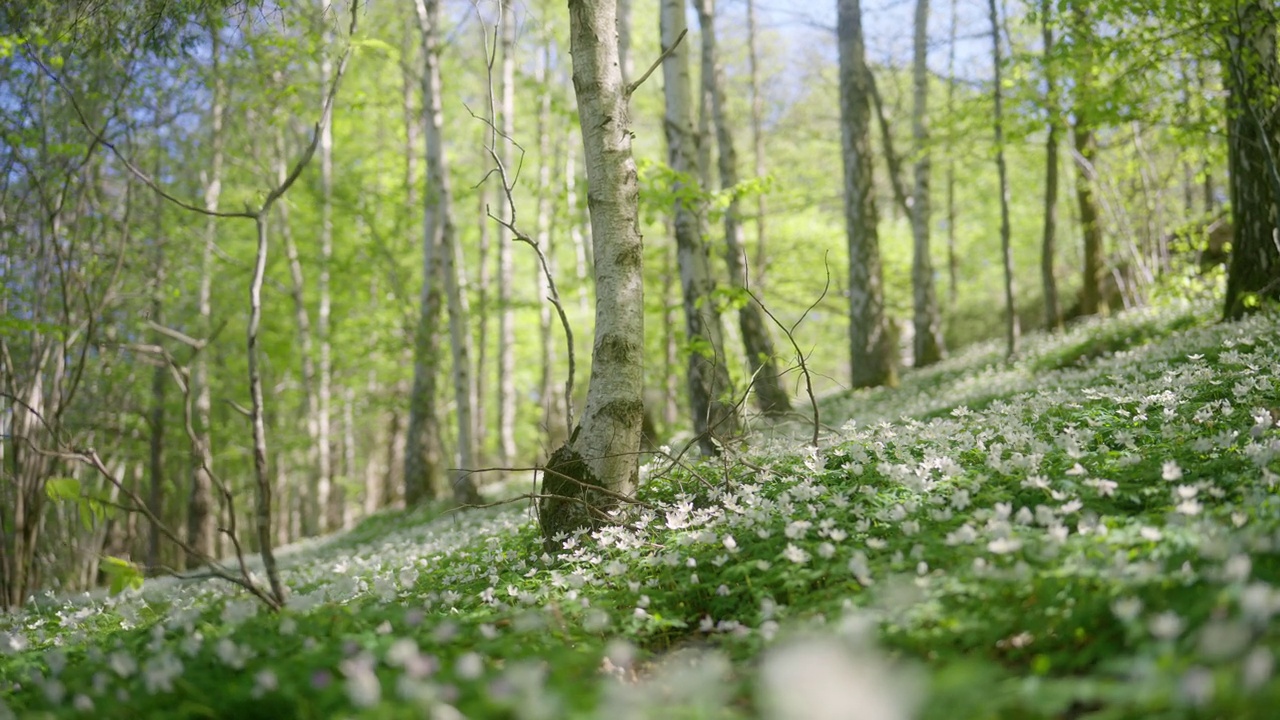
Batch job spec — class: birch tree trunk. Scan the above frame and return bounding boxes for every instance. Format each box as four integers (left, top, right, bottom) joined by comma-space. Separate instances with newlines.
318, 19, 338, 532
413, 0, 481, 506
497, 2, 518, 469
189, 22, 222, 564
618, 0, 633, 84
746, 0, 770, 288
911, 0, 945, 367
535, 39, 568, 453
276, 129, 322, 536
566, 133, 592, 321
837, 0, 896, 389
988, 0, 1019, 356
405, 0, 448, 505
1040, 0, 1063, 332
695, 0, 791, 417
538, 0, 645, 548
475, 181, 490, 461
663, 0, 737, 453
944, 0, 959, 304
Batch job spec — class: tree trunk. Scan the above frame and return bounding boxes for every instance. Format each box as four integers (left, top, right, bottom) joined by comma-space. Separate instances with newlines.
837, 0, 896, 389
535, 39, 569, 453
663, 233, 680, 429
1070, 3, 1105, 317
475, 179, 490, 462
566, 133, 592, 321
1223, 1, 1280, 319
538, 0, 645, 549
696, 0, 791, 417
147, 174, 167, 572
1041, 0, 1062, 332
413, 0, 482, 507
405, 0, 449, 506
945, 0, 959, 304
318, 19, 338, 533
276, 129, 322, 536
911, 0, 944, 367
988, 0, 1019, 357
188, 22, 221, 565
497, 3, 518, 470
618, 0, 633, 85
746, 0, 770, 288
662, 0, 737, 453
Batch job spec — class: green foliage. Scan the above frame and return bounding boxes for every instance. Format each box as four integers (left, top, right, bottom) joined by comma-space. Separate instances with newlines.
5, 303, 1280, 718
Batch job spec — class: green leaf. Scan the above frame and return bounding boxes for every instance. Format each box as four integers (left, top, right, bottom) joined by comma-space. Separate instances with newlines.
45, 477, 81, 502
101, 556, 144, 594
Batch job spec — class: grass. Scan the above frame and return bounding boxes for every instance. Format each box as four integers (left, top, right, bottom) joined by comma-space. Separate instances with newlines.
3, 297, 1280, 719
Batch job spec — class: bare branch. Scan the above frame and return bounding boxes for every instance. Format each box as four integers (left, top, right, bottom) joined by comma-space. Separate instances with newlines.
626, 28, 687, 97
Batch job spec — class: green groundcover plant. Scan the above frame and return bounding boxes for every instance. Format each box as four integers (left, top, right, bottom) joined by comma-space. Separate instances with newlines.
3, 298, 1279, 719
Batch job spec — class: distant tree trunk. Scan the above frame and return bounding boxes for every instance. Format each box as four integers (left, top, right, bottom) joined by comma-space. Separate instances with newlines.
988, 0, 1019, 357
1223, 1, 1280, 319
662, 0, 738, 453
415, 0, 482, 506
746, 0, 770, 288
341, 385, 356, 528
147, 185, 166, 572
945, 0, 959, 304
1070, 3, 1105, 317
837, 0, 896, 389
405, 0, 450, 505
475, 180, 490, 462
619, 0, 633, 84
535, 40, 569, 453
1041, 0, 1062, 332
188, 22, 222, 565
276, 128, 322, 536
696, 0, 791, 416
566, 132, 591, 322
318, 20, 337, 532
538, 0, 645, 548
911, 0, 944, 367
497, 3, 518, 470
1199, 62, 1215, 214
662, 237, 680, 429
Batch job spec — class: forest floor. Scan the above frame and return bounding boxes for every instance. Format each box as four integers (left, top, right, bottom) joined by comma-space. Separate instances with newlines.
3, 297, 1280, 719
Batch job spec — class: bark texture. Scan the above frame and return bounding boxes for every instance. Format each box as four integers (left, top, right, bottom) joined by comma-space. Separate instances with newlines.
663, 0, 737, 453
539, 0, 645, 548
696, 0, 791, 417
188, 23, 221, 563
1070, 3, 1105, 317
1223, 1, 1280, 319
989, 0, 1019, 356
837, 0, 896, 389
497, 2, 518, 469
1040, 0, 1062, 332
910, 0, 944, 367
405, 0, 451, 505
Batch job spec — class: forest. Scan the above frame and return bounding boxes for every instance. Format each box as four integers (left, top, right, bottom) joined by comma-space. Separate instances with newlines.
2, 0, 1279, 717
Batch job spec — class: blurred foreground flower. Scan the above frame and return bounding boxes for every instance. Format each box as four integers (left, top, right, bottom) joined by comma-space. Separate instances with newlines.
759, 638, 920, 720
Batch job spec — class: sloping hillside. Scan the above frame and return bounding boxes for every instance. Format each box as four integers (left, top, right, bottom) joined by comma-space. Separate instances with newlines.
3, 300, 1279, 719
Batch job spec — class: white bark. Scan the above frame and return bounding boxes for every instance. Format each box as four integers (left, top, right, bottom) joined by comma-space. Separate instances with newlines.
497, 2, 518, 468
318, 16, 337, 532
539, 0, 645, 543
413, 0, 481, 506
